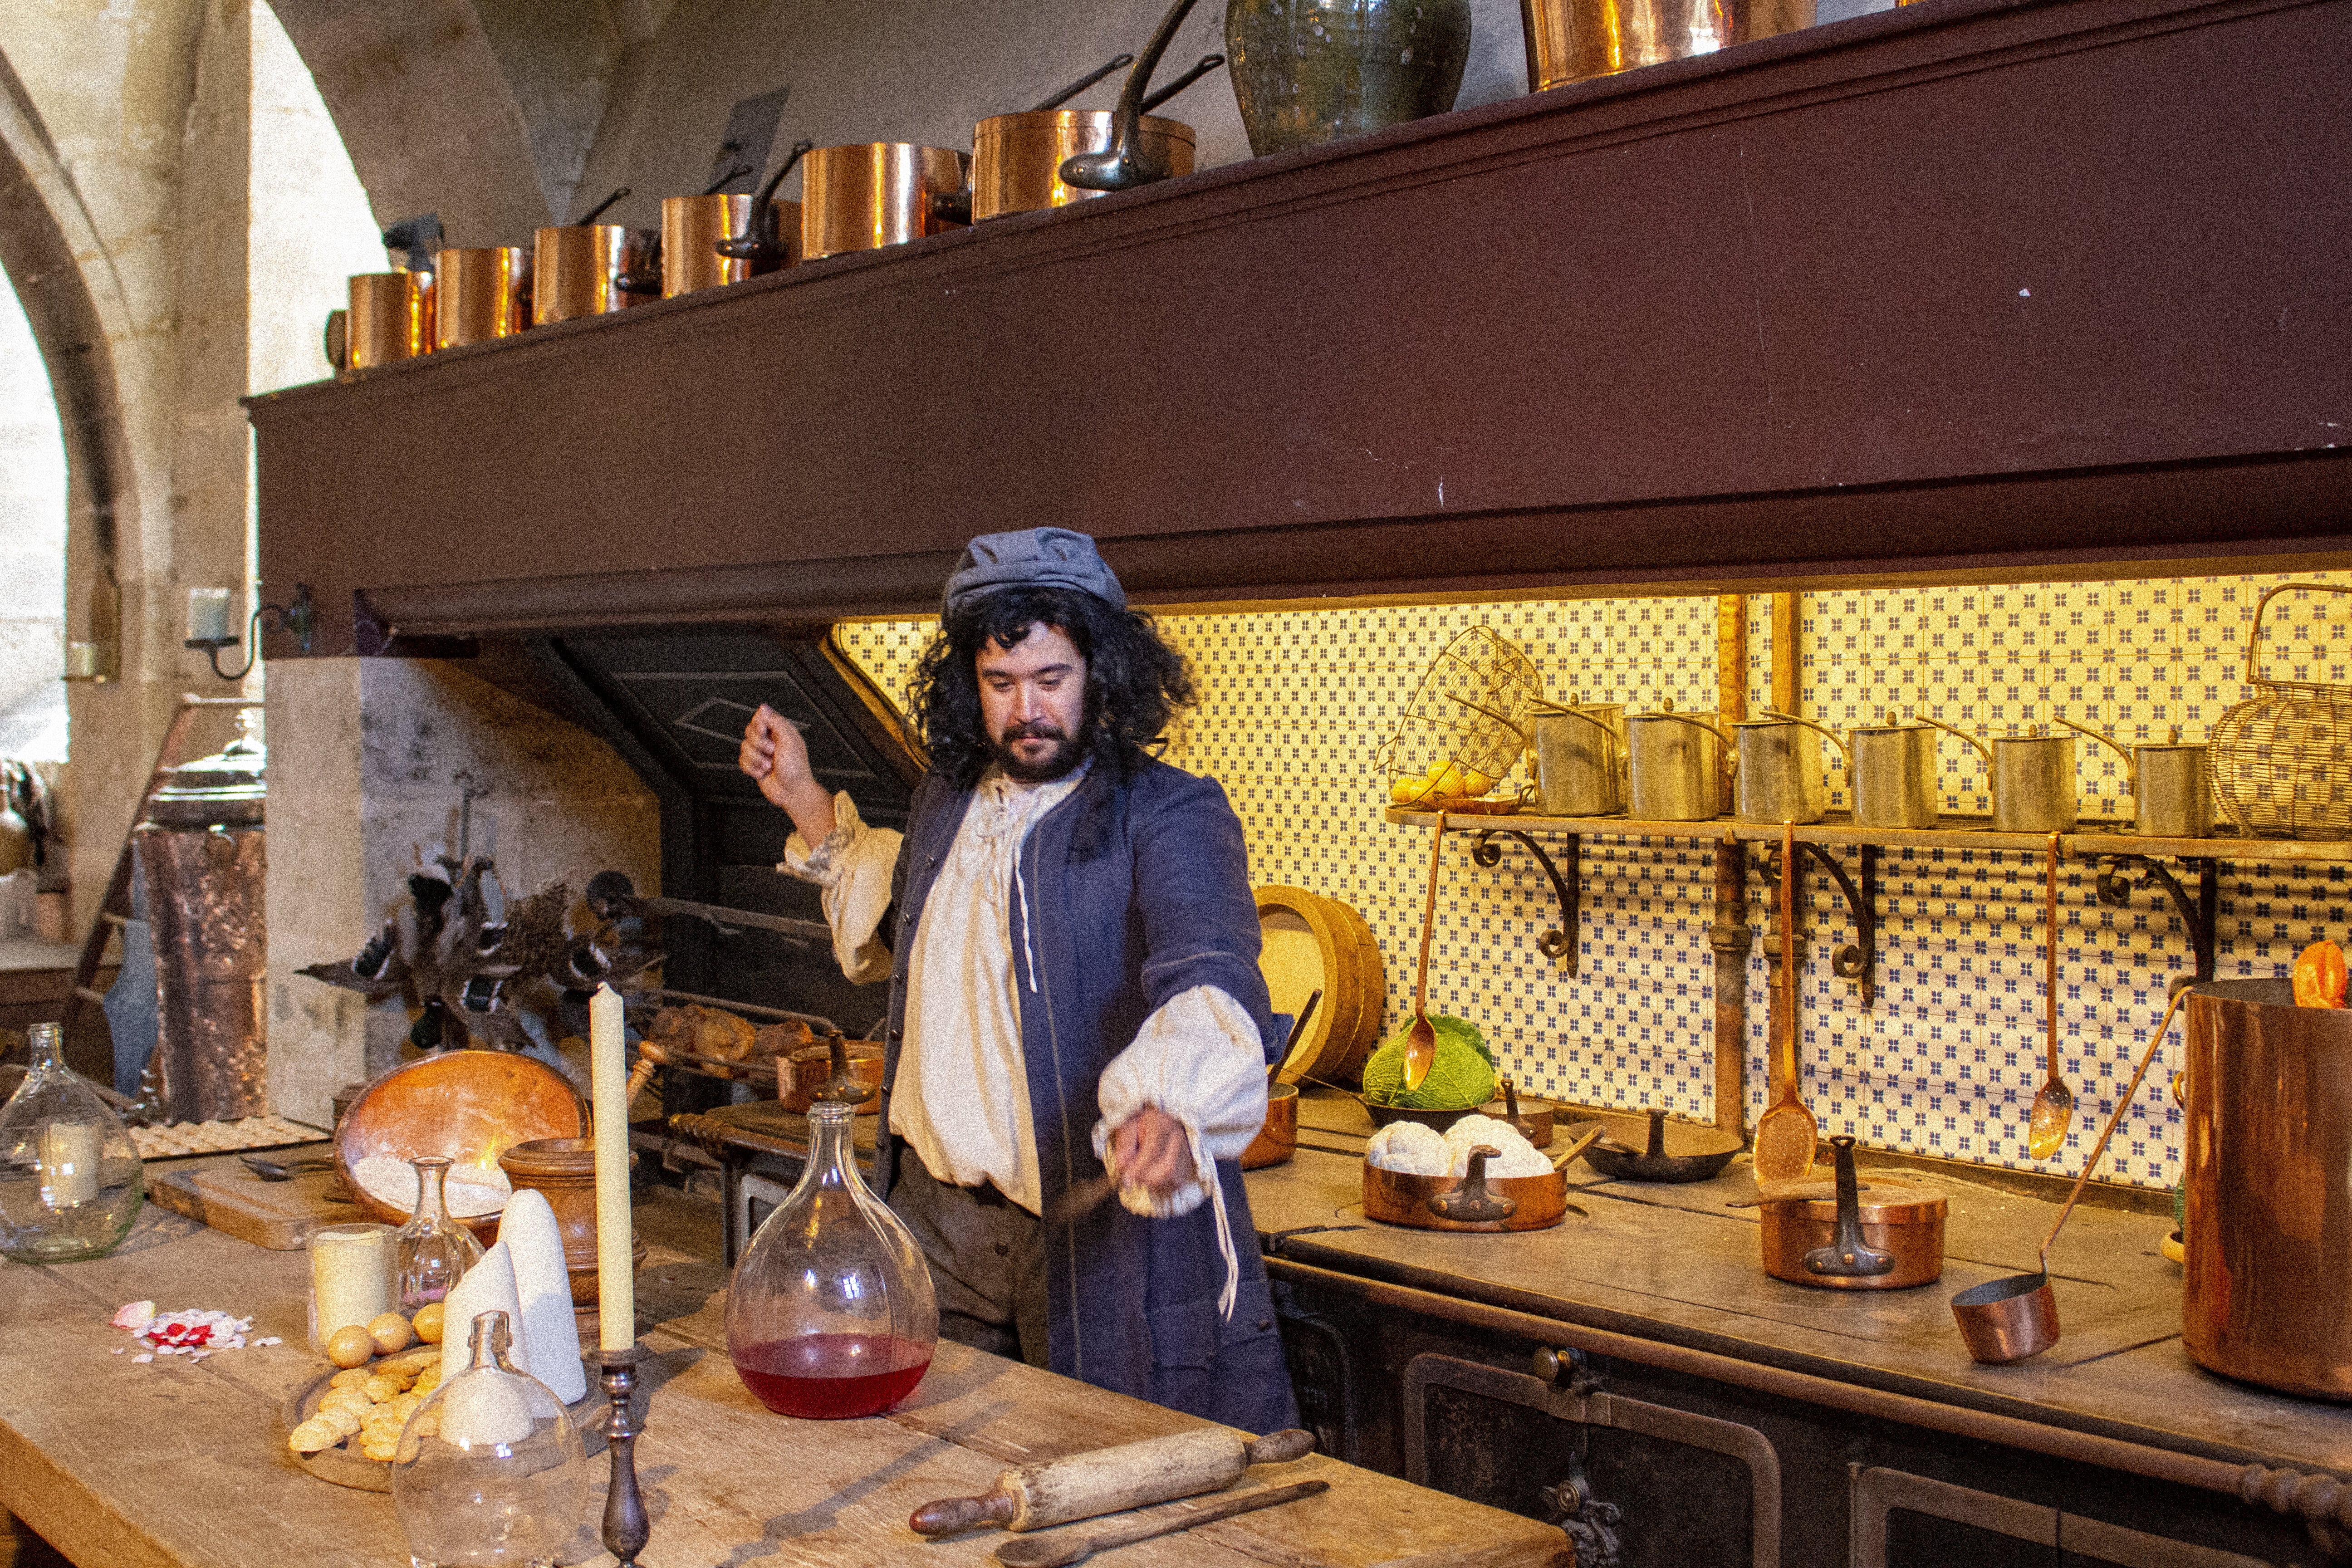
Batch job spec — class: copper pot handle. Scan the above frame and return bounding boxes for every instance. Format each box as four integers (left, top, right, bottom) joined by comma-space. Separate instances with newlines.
1802, 1136, 1897, 1278
1061, 0, 1202, 192
1428, 1147, 1518, 1223
716, 141, 813, 266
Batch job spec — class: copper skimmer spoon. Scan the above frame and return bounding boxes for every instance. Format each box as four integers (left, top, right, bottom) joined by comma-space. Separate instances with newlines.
2026, 834, 2075, 1161
1752, 821, 1818, 1183
1401, 811, 1448, 1092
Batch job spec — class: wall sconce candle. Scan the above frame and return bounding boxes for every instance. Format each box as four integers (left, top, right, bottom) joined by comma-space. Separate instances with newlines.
186, 588, 234, 647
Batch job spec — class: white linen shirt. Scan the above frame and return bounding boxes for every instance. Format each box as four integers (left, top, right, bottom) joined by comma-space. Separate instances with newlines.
782, 778, 1267, 1223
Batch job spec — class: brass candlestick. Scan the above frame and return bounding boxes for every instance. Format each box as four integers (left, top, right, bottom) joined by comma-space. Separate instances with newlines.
594, 1346, 650, 1566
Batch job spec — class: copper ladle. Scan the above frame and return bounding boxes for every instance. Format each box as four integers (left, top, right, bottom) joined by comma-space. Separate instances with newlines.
1953, 984, 2188, 1363
2026, 834, 2075, 1160
1402, 811, 1446, 1091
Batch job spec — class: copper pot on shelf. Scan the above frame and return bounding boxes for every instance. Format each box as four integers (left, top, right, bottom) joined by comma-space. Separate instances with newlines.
533, 189, 662, 323
1520, 0, 1817, 92
346, 271, 433, 370
659, 150, 808, 299
801, 142, 971, 261
433, 246, 533, 348
972, 49, 1220, 222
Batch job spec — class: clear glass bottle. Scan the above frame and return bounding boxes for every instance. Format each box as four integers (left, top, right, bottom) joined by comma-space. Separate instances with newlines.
397, 1156, 485, 1311
0, 1022, 144, 1262
391, 1308, 589, 1568
725, 1097, 938, 1417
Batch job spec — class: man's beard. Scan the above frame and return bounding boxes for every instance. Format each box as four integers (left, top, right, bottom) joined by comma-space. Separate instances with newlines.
991, 720, 1086, 783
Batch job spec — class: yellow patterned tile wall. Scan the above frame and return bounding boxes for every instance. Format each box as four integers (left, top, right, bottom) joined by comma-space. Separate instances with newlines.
837, 570, 2352, 1191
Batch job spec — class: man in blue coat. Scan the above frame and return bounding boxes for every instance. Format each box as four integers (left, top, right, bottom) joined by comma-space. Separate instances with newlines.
739, 527, 1297, 1434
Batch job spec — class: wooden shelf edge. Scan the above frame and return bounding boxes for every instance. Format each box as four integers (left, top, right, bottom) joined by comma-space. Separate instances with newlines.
1384, 808, 2345, 863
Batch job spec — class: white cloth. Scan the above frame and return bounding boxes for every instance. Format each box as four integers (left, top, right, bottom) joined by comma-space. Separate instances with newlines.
783, 780, 1267, 1240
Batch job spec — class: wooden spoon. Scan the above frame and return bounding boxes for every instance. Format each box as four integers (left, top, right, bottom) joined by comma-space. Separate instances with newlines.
2026, 834, 2074, 1160
1752, 821, 1818, 1183
1402, 811, 1447, 1092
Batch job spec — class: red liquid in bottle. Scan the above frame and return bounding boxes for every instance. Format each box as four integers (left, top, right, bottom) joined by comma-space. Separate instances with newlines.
731, 1333, 931, 1418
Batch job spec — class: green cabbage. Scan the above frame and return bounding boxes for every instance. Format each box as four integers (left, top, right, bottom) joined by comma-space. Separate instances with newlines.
1360, 1014, 1497, 1109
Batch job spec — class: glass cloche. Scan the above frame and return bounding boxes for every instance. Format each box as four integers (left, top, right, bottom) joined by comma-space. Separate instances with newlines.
725, 1090, 938, 1418
0, 1022, 144, 1261
391, 1308, 589, 1568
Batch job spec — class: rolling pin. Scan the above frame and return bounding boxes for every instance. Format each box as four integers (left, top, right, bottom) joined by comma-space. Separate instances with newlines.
909, 1427, 1316, 1536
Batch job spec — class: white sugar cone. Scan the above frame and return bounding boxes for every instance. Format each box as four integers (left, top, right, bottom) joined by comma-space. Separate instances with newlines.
440, 1241, 525, 1385
498, 1189, 585, 1403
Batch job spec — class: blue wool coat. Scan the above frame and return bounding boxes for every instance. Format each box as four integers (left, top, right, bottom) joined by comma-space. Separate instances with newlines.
873, 757, 1299, 1435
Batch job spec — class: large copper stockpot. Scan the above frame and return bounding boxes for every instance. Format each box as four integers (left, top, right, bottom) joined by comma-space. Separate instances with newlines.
661, 194, 801, 297
1519, 0, 1815, 90
2182, 979, 2352, 1397
532, 224, 660, 323
433, 246, 533, 348
346, 271, 433, 370
801, 143, 970, 261
972, 111, 1196, 221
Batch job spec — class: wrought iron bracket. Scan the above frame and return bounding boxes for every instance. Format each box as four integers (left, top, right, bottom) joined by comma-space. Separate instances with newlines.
1758, 841, 1880, 1008
2092, 854, 2218, 983
1472, 828, 1579, 972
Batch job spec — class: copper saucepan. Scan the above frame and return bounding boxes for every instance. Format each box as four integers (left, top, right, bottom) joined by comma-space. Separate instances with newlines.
533, 186, 662, 323
972, 49, 1223, 222
657, 158, 803, 298
1758, 1135, 1946, 1289
800, 142, 972, 261
433, 246, 533, 349
345, 271, 434, 370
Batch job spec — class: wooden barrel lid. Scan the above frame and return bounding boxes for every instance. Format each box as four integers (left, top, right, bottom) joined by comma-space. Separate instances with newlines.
1256, 885, 1385, 1087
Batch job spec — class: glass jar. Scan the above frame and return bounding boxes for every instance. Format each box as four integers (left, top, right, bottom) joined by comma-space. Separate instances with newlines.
397, 1156, 485, 1312
0, 1022, 144, 1261
392, 1308, 589, 1568
725, 1098, 937, 1417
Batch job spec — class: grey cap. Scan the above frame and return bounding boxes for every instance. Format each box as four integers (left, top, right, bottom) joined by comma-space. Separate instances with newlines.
942, 527, 1126, 615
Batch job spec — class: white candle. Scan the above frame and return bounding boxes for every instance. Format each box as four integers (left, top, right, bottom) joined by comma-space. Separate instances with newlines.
590, 983, 634, 1351
185, 587, 233, 644
38, 1122, 101, 1207
309, 1223, 394, 1351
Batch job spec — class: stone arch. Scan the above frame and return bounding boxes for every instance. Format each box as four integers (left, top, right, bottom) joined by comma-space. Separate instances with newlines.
0, 48, 135, 666
263, 0, 623, 244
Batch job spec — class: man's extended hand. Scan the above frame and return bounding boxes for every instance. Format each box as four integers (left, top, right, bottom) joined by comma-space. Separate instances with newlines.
1109, 1105, 1199, 1199
739, 703, 838, 844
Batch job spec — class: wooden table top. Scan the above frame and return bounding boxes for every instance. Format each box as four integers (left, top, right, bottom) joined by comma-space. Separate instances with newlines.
1250, 1091, 2352, 1479
0, 1203, 1569, 1568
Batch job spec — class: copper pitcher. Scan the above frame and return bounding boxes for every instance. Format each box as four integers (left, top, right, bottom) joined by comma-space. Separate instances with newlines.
801, 143, 971, 261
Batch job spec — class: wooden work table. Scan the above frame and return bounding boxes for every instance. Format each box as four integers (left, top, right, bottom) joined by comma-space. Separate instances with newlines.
1247, 1091, 2352, 1485
0, 1201, 1568, 1568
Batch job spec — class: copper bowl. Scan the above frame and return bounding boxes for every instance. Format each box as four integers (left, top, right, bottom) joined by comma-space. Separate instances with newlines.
334, 1051, 585, 1243
1240, 1082, 1298, 1169
970, 110, 1196, 221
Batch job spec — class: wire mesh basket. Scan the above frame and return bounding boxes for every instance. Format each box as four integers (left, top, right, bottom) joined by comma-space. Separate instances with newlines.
2211, 582, 2352, 841
1380, 627, 1544, 807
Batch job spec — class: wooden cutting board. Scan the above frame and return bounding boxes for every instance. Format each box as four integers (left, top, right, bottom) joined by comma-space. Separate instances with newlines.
146, 1145, 358, 1250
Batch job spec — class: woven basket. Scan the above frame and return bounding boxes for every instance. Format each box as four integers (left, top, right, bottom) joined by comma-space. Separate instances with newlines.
2211, 583, 2352, 840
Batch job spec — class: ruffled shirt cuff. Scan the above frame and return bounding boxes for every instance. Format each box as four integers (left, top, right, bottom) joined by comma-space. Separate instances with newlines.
1090, 985, 1267, 1318
779, 792, 901, 985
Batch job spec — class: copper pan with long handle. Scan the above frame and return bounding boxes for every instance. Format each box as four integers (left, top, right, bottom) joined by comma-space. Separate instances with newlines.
973, 47, 1222, 221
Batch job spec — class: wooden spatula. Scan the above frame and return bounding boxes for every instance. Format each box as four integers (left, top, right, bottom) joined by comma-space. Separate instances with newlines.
1402, 812, 1447, 1091
1752, 821, 1818, 1183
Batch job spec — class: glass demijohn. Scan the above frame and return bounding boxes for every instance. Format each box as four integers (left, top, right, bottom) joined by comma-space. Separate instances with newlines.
397, 1156, 485, 1311
725, 1098, 939, 1417
392, 1308, 588, 1568
0, 1022, 144, 1261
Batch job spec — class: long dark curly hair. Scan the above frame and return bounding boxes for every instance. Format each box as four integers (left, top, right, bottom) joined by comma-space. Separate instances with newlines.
909, 585, 1196, 790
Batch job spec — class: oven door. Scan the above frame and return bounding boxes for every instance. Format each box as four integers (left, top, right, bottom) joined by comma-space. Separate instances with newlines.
1403, 1351, 1782, 1568
1851, 1467, 2276, 1568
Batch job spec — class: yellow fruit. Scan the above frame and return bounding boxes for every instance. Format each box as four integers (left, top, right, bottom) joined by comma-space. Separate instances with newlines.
412, 1302, 445, 1345
368, 1311, 414, 1355
1463, 769, 1493, 796
326, 1324, 376, 1369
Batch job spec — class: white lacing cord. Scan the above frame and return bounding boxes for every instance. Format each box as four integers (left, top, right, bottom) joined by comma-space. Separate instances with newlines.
1196, 1123, 1240, 1321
